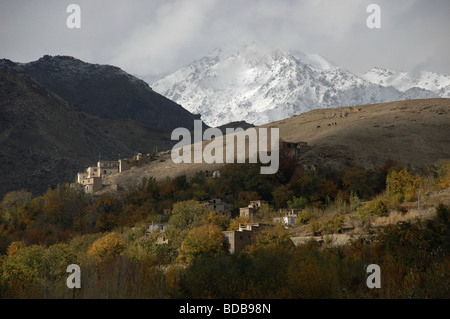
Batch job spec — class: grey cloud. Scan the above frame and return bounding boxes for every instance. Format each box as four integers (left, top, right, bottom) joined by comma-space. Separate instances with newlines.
0, 0, 449, 76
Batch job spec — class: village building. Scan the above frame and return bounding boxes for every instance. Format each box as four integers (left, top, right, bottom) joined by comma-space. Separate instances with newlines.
147, 222, 170, 233
76, 171, 89, 184
97, 160, 119, 176
79, 176, 102, 194
202, 198, 233, 217
86, 166, 100, 177
75, 159, 120, 193
279, 140, 310, 159
119, 153, 158, 172
239, 206, 257, 220
222, 223, 273, 254
239, 200, 267, 220
146, 222, 171, 244
273, 209, 300, 226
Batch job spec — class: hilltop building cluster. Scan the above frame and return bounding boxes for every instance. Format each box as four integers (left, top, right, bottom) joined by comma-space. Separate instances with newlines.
74, 139, 310, 194
75, 152, 164, 193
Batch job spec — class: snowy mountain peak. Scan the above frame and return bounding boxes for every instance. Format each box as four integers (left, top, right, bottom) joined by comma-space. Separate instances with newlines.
290, 50, 338, 71
151, 44, 444, 127
362, 67, 450, 97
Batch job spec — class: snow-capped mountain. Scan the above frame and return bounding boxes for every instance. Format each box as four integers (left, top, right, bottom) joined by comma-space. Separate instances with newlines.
363, 67, 450, 98
151, 43, 439, 127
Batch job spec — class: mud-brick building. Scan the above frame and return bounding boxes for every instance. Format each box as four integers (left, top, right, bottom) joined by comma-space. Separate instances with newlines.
97, 160, 119, 175
75, 160, 119, 193
79, 176, 102, 193
202, 198, 233, 217
222, 223, 273, 254
279, 140, 310, 159
239, 200, 267, 220
273, 209, 300, 226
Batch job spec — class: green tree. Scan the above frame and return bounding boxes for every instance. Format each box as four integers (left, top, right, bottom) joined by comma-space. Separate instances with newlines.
287, 196, 309, 210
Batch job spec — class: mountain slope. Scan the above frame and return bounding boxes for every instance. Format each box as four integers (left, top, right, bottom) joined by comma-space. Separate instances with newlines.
101, 98, 450, 192
151, 43, 438, 127
0, 55, 203, 131
0, 69, 175, 197
262, 98, 450, 171
0, 69, 126, 196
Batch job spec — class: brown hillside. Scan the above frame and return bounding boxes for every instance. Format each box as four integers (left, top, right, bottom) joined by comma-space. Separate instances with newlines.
102, 98, 450, 192
262, 98, 449, 171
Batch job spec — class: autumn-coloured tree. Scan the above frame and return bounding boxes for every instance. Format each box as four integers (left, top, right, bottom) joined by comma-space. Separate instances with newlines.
0, 245, 45, 297
180, 225, 228, 263
236, 190, 260, 209
386, 168, 422, 202
165, 200, 212, 249
435, 160, 450, 189
254, 225, 294, 251
168, 200, 210, 230
6, 241, 26, 257
87, 232, 126, 260
272, 185, 294, 208
342, 167, 371, 199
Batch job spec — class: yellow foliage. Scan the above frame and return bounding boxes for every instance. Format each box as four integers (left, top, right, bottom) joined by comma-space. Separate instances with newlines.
87, 232, 126, 259
6, 241, 26, 257
387, 168, 422, 202
180, 225, 227, 262
228, 216, 250, 230
357, 199, 389, 221
436, 160, 450, 189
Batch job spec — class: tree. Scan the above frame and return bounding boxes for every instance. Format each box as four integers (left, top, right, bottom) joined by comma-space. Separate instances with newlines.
87, 232, 126, 260
254, 225, 294, 251
166, 200, 211, 248
319, 180, 338, 202
386, 168, 421, 202
435, 160, 450, 189
6, 241, 26, 257
287, 196, 309, 210
1, 189, 33, 211
342, 167, 371, 199
254, 202, 277, 222
180, 225, 228, 262
357, 199, 388, 221
0, 189, 33, 227
42, 184, 86, 231
272, 185, 294, 209
236, 191, 260, 209
0, 245, 45, 296
168, 200, 210, 230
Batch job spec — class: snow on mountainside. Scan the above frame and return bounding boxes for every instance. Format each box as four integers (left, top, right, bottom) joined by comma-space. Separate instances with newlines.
151, 43, 439, 127
363, 67, 450, 98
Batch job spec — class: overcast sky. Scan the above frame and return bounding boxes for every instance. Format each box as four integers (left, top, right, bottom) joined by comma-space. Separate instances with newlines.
1, 0, 449, 77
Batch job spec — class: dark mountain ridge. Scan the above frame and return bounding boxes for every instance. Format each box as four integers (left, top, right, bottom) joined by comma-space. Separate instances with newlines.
0, 55, 203, 131
0, 69, 176, 197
